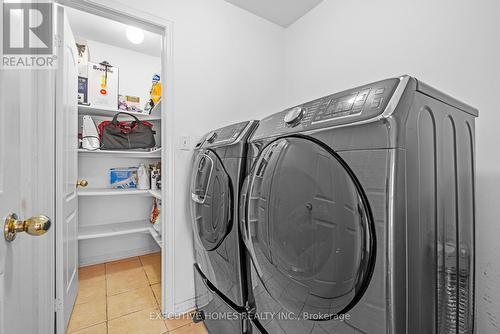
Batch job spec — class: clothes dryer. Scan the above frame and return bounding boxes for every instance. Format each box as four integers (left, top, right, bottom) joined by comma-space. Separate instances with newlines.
240, 76, 477, 334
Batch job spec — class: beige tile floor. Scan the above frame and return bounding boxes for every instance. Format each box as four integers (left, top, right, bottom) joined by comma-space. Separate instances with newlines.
67, 253, 208, 334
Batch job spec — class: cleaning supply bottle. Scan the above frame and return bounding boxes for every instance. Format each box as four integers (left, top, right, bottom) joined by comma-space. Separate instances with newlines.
145, 74, 162, 112
137, 163, 150, 190
150, 74, 162, 105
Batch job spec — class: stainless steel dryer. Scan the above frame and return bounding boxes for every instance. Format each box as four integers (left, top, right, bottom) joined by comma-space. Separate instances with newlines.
190, 120, 258, 333
240, 76, 477, 334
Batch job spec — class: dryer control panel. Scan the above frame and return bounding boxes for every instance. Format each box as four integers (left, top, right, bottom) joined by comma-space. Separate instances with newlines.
251, 77, 401, 140
310, 88, 373, 123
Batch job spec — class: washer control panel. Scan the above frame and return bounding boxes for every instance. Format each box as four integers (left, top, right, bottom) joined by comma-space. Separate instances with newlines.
253, 77, 401, 140
200, 121, 250, 147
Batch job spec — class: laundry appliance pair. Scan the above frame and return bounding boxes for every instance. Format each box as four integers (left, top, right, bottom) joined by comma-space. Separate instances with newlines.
190, 75, 477, 334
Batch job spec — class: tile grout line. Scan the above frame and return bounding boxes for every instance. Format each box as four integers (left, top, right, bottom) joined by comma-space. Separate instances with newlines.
140, 254, 166, 331
142, 253, 169, 332
109, 255, 164, 331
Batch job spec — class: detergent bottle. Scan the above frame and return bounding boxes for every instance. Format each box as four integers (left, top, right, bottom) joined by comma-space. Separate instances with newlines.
145, 74, 162, 112
151, 74, 162, 105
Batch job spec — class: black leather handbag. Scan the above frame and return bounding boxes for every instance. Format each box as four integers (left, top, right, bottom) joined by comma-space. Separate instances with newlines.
98, 112, 156, 150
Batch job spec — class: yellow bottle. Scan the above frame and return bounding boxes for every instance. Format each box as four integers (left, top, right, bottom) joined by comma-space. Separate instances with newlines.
150, 74, 162, 105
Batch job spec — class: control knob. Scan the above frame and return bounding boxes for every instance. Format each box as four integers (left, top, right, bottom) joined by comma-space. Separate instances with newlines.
284, 107, 304, 126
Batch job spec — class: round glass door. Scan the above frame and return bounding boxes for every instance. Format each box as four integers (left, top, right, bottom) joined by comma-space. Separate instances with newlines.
242, 136, 376, 319
191, 149, 232, 251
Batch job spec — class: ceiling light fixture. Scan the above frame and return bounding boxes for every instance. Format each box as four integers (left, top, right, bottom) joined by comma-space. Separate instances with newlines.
126, 26, 144, 44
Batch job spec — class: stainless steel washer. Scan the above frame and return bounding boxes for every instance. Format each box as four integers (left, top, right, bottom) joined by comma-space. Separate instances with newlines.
190, 120, 258, 333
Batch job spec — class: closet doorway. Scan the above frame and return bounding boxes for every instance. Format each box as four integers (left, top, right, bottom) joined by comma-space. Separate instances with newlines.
54, 1, 177, 333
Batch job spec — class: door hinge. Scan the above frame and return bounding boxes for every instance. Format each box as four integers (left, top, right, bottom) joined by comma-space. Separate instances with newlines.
54, 298, 63, 312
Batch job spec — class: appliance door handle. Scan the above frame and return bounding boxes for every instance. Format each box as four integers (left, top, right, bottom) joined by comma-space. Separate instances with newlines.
191, 153, 215, 204
239, 174, 260, 275
191, 193, 206, 204
240, 163, 265, 279
239, 175, 251, 246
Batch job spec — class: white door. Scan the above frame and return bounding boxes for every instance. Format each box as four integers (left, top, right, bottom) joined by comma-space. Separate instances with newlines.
0, 6, 56, 334
55, 6, 79, 333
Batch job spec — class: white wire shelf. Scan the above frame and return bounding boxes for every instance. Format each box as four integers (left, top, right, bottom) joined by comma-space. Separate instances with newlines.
78, 188, 163, 198
78, 220, 151, 240
78, 148, 161, 158
78, 188, 150, 196
78, 101, 161, 121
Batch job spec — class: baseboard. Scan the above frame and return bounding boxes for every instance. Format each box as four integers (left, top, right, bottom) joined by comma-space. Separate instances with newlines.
79, 246, 159, 267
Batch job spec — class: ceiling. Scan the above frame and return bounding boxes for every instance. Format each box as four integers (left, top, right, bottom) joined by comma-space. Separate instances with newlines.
225, 0, 324, 27
66, 8, 161, 58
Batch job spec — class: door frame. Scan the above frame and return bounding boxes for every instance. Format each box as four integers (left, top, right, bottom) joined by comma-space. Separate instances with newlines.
54, 0, 176, 317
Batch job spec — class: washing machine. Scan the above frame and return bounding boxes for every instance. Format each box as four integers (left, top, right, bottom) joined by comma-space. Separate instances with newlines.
190, 120, 258, 333
239, 76, 477, 334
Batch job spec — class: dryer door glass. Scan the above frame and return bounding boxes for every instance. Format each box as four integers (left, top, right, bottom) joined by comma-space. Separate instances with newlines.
191, 149, 232, 251
243, 136, 375, 318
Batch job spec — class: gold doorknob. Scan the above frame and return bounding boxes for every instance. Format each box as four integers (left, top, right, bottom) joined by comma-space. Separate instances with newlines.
4, 213, 51, 242
77, 179, 88, 188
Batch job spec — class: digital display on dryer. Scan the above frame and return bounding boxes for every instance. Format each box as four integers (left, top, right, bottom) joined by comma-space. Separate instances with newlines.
328, 93, 357, 113
313, 94, 357, 123
311, 88, 372, 124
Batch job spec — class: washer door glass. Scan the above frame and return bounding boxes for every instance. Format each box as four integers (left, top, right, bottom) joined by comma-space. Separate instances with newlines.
191, 149, 232, 251
243, 136, 376, 319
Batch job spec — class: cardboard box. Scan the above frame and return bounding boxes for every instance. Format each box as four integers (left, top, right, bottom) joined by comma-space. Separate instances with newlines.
88, 62, 119, 109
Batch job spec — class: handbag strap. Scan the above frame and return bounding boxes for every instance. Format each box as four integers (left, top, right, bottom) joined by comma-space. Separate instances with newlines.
111, 112, 141, 125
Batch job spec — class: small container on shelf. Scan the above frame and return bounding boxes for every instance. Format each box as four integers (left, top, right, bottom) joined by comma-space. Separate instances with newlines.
137, 163, 150, 190
150, 162, 161, 190
150, 198, 161, 235
110, 167, 138, 189
118, 94, 148, 115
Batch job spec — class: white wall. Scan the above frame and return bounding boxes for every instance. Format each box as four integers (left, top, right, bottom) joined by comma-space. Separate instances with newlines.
80, 39, 161, 108
283, 0, 500, 331
92, 0, 285, 313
